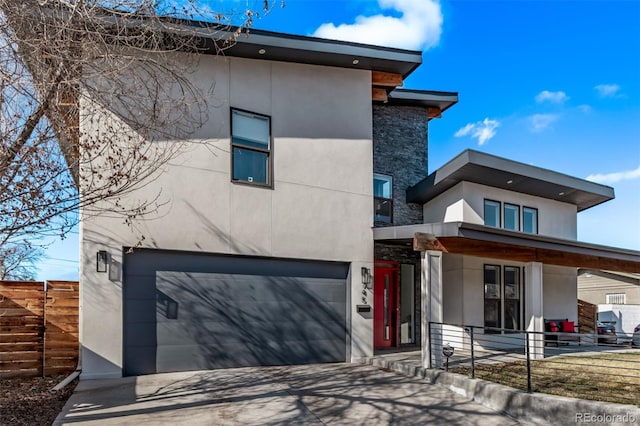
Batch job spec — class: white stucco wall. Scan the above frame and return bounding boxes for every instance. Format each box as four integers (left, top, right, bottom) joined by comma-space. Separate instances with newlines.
543, 265, 578, 322
441, 255, 577, 328
423, 181, 578, 240
80, 54, 375, 378
442, 254, 463, 325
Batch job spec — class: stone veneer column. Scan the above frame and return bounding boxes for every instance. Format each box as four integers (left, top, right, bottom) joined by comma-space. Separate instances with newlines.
421, 250, 443, 368
373, 104, 428, 226
525, 262, 544, 360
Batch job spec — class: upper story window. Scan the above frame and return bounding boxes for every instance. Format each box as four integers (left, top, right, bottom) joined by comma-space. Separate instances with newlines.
523, 207, 538, 234
504, 203, 520, 231
484, 199, 539, 235
484, 200, 500, 228
231, 109, 271, 186
374, 173, 393, 224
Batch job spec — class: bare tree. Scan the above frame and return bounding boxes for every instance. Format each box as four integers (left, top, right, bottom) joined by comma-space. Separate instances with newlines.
0, 240, 43, 280
0, 0, 278, 246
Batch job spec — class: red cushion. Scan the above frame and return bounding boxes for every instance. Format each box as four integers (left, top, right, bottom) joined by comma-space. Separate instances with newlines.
548, 321, 559, 332
560, 320, 575, 333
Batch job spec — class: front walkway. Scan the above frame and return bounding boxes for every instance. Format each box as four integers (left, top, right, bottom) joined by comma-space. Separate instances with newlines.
54, 363, 522, 425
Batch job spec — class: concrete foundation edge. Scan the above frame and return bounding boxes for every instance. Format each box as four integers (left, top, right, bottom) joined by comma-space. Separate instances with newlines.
363, 357, 640, 426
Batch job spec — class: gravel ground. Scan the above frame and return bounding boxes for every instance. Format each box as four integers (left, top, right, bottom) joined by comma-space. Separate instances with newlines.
0, 375, 77, 426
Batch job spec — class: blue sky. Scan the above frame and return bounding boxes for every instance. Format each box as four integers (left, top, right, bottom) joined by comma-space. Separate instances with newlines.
36, 0, 639, 280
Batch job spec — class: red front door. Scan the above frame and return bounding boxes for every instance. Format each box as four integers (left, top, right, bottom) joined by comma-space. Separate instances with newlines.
374, 261, 399, 349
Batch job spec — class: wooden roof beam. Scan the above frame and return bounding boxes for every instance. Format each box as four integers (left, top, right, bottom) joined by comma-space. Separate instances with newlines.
413, 233, 449, 252
372, 87, 388, 103
427, 107, 442, 118
372, 71, 403, 88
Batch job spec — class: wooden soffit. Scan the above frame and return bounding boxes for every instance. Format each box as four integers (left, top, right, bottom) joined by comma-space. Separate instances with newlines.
413, 233, 640, 274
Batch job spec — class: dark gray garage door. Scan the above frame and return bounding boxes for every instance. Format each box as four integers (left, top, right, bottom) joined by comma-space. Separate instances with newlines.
123, 249, 348, 376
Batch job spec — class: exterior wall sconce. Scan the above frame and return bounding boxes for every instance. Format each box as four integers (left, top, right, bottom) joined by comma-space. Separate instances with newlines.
361, 267, 372, 290
97, 250, 108, 273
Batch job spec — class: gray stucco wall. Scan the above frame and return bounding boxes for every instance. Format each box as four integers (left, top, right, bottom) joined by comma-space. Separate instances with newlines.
373, 105, 428, 227
79, 54, 375, 379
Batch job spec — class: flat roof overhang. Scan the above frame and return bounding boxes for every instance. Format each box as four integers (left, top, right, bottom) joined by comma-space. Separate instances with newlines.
387, 89, 458, 114
374, 222, 640, 273
178, 22, 423, 78
87, 14, 423, 76
407, 150, 614, 212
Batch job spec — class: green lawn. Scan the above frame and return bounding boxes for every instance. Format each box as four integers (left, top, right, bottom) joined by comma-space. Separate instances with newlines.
451, 352, 640, 405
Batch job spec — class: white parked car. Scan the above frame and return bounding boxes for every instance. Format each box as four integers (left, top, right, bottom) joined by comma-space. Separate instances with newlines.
633, 324, 640, 347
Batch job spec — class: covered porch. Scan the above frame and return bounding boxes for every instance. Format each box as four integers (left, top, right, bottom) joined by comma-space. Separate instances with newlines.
373, 222, 640, 367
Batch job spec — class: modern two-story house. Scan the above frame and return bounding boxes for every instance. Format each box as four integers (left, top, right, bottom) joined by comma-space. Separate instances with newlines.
79, 24, 457, 379
78, 23, 640, 379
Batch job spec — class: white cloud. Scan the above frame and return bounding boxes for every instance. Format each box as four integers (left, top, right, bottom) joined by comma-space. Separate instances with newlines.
586, 165, 640, 184
454, 118, 500, 146
578, 104, 592, 113
312, 0, 442, 50
594, 83, 621, 98
535, 90, 569, 104
529, 113, 559, 132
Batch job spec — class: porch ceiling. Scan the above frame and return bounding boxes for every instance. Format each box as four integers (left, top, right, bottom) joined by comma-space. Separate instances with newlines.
374, 222, 640, 273
425, 236, 640, 273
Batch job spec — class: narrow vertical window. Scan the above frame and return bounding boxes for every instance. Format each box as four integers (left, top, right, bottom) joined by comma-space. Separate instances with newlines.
504, 266, 521, 331
374, 173, 393, 224
523, 207, 538, 234
383, 275, 390, 340
484, 200, 500, 227
484, 265, 501, 332
231, 109, 271, 186
504, 203, 520, 231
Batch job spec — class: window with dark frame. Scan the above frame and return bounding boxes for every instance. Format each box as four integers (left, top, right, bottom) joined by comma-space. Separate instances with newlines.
374, 173, 393, 224
504, 203, 520, 231
484, 199, 501, 228
231, 109, 271, 186
504, 266, 521, 331
484, 264, 523, 333
523, 206, 538, 234
485, 199, 539, 235
484, 265, 501, 333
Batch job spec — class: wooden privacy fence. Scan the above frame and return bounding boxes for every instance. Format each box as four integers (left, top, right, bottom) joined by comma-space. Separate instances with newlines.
0, 280, 79, 378
578, 298, 597, 333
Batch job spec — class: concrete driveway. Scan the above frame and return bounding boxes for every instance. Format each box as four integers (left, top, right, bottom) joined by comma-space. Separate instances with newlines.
54, 363, 522, 425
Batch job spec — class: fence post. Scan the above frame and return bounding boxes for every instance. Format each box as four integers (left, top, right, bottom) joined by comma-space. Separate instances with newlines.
469, 326, 475, 379
525, 331, 532, 393
42, 281, 46, 377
